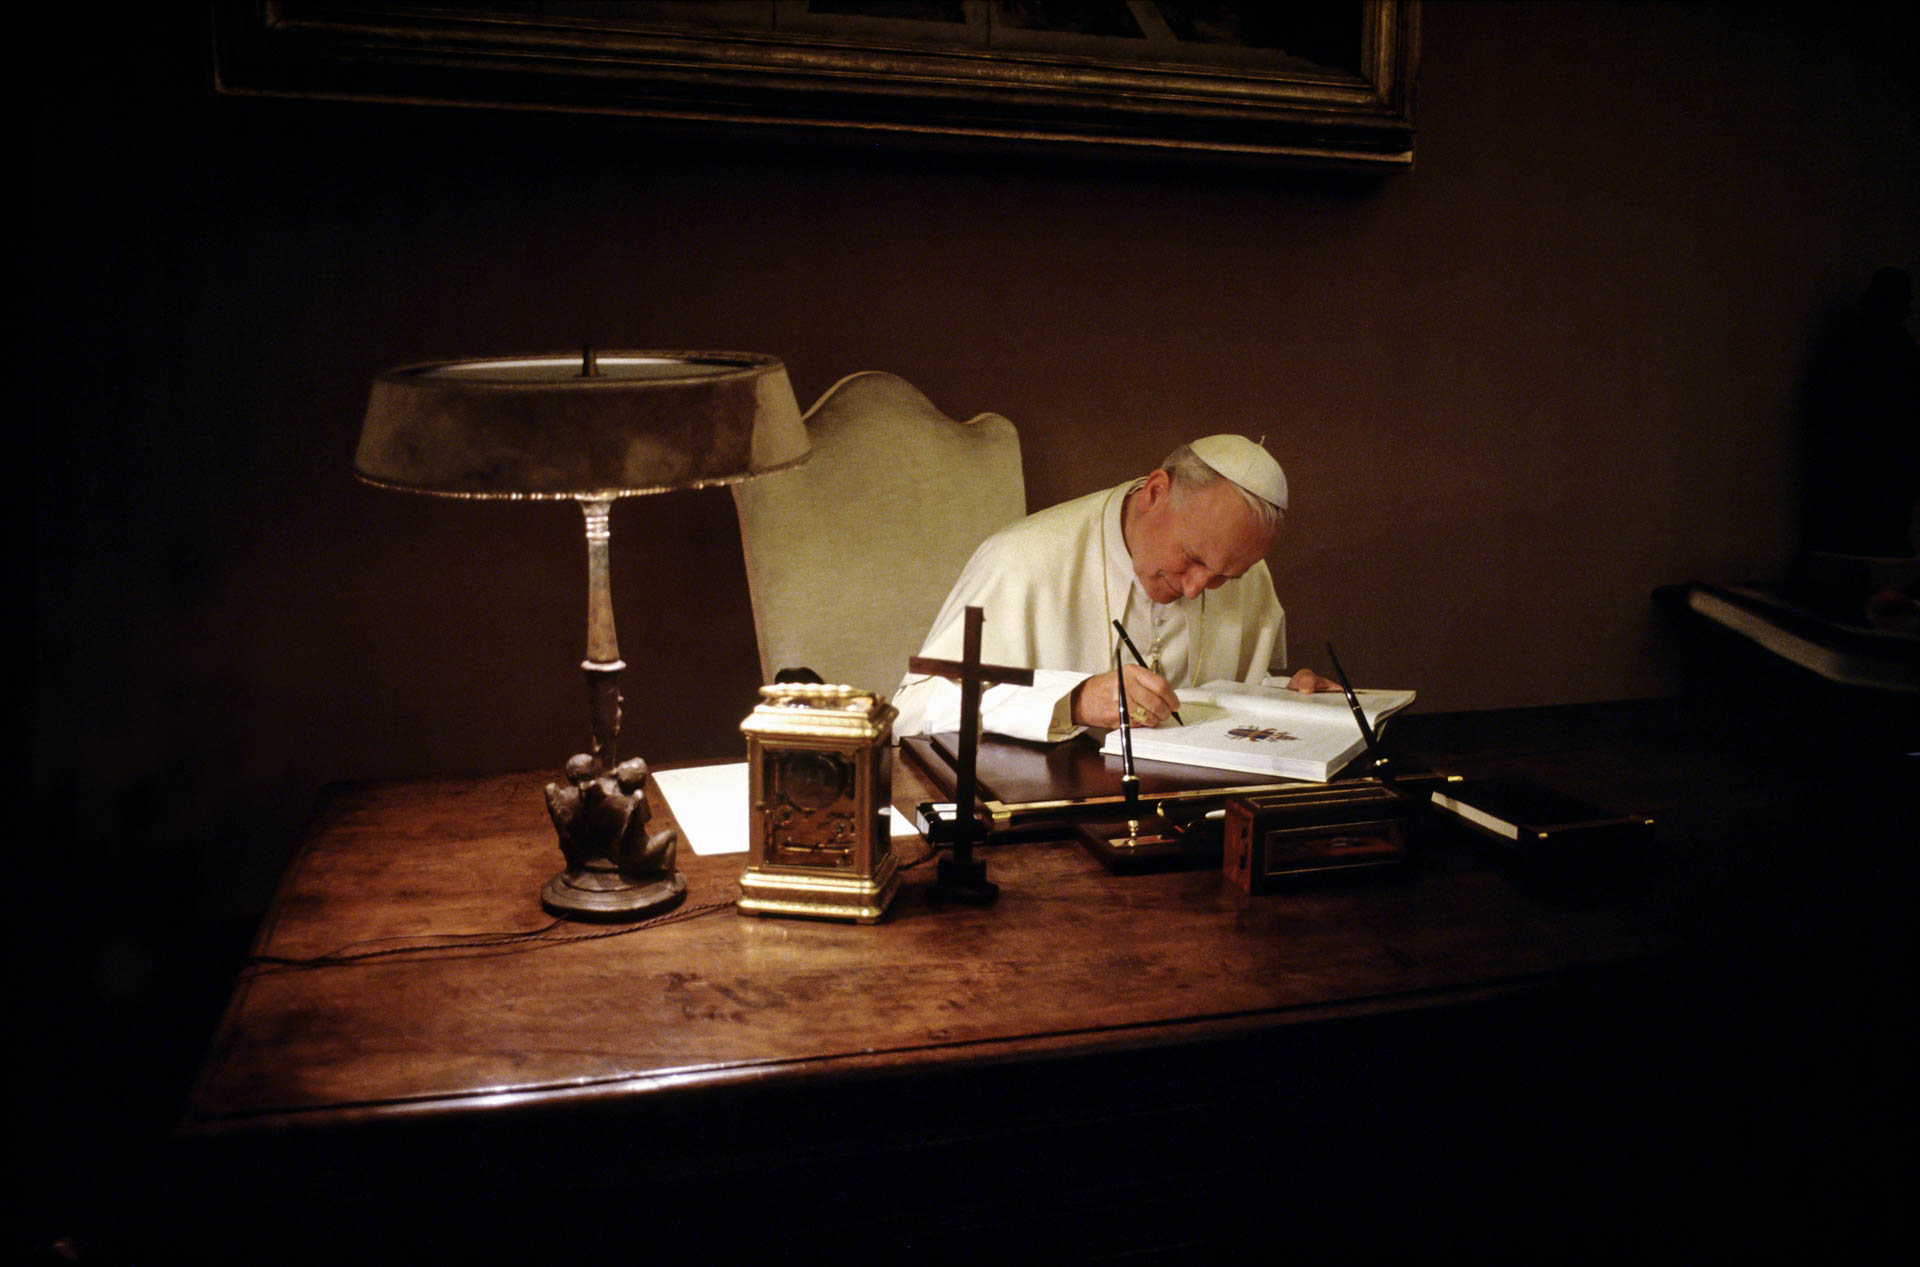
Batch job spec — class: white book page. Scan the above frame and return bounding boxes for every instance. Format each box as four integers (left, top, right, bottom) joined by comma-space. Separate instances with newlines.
1185, 679, 1415, 729
1118, 713, 1363, 780
1102, 681, 1414, 781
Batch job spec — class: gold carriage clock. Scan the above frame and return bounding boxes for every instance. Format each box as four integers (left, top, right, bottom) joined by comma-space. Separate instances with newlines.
738, 683, 898, 923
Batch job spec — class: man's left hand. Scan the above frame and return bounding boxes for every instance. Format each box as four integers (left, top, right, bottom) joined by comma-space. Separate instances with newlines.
1284, 668, 1341, 693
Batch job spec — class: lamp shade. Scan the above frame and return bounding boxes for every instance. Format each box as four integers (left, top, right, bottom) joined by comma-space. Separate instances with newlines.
354, 350, 809, 499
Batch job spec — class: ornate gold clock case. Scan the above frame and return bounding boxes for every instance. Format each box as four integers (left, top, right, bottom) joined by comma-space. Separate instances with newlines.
738, 684, 898, 923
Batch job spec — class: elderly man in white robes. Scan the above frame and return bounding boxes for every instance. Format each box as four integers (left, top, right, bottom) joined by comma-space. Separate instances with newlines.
893, 435, 1335, 742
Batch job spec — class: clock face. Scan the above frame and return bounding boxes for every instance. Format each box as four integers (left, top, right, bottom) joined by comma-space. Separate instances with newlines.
777, 751, 849, 811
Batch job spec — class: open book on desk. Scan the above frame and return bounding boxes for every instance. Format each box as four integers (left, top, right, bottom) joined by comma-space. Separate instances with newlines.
1101, 678, 1415, 782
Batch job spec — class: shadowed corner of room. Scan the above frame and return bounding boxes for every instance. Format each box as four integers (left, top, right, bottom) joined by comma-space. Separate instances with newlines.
1792, 263, 1920, 605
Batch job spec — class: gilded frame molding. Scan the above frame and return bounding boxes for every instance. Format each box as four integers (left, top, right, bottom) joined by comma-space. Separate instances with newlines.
212, 2, 1418, 167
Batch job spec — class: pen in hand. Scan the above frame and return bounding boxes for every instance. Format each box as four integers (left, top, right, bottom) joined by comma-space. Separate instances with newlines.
1110, 620, 1182, 725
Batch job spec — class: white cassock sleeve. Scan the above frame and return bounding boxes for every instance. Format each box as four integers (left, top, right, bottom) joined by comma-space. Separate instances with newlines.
893, 668, 1089, 745
890, 516, 1099, 742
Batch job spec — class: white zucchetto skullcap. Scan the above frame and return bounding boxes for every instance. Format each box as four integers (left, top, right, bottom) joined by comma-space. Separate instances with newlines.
1190, 434, 1287, 512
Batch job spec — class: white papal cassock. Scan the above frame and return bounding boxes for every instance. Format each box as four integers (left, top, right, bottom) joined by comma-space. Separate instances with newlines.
893, 480, 1286, 742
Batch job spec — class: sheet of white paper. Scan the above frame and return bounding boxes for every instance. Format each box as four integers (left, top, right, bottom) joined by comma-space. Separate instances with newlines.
651, 764, 751, 856
652, 762, 917, 856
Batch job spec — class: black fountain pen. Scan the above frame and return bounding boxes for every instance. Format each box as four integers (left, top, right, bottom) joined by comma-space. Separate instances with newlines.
1112, 643, 1142, 836
1325, 642, 1392, 785
1111, 620, 1182, 724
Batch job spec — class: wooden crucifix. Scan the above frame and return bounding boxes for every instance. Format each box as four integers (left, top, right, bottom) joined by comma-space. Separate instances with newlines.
907, 605, 1033, 906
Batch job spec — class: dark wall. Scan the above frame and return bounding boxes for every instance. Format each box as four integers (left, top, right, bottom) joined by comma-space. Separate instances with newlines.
21, 2, 1917, 1253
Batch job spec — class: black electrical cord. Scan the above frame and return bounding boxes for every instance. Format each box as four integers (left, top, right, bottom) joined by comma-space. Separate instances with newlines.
249, 898, 734, 972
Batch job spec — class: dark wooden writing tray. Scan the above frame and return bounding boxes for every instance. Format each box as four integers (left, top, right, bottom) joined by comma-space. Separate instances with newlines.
901, 731, 1420, 840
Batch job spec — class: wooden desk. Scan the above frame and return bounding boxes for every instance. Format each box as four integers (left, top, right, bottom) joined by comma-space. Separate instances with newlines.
174, 700, 1911, 1262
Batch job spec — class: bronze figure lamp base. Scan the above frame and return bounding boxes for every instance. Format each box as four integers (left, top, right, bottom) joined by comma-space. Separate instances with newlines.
541, 752, 687, 921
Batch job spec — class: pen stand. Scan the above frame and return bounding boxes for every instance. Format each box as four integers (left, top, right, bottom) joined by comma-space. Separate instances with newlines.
1075, 798, 1224, 875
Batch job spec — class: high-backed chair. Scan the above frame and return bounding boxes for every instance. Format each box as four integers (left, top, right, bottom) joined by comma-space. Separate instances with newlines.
732, 371, 1025, 697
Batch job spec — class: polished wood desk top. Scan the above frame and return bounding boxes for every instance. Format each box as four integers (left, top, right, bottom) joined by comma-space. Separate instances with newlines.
181, 699, 1851, 1138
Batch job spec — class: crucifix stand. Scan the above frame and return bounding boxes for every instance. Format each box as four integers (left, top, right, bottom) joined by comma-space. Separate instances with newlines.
907, 605, 1032, 906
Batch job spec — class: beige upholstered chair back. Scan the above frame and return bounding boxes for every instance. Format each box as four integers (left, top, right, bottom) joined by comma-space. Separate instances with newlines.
732, 372, 1025, 695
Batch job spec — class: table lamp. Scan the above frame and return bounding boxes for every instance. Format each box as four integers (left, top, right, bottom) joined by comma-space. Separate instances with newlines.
354, 349, 810, 920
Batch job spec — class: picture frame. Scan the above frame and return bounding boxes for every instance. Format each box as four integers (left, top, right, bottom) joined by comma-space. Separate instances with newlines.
213, 1, 1419, 168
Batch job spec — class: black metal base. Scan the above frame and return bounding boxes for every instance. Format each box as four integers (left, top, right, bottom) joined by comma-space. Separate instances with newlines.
926, 855, 998, 906
541, 868, 687, 923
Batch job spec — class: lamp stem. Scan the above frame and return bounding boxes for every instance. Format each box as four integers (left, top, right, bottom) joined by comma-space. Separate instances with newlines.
580, 497, 624, 765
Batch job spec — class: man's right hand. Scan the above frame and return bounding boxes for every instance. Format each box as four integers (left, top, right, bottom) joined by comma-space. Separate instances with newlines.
1071, 665, 1181, 729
